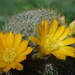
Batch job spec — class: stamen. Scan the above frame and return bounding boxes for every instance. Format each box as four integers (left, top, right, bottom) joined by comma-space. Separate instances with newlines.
44, 35, 61, 52
2, 48, 16, 64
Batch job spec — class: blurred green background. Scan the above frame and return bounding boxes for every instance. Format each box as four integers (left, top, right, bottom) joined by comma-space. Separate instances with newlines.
0, 0, 75, 30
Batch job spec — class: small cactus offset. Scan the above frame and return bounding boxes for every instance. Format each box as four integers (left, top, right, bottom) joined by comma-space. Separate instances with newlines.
3, 9, 65, 40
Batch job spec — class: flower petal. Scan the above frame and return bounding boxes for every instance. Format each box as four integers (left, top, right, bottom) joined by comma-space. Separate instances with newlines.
16, 55, 26, 62
0, 32, 7, 48
0, 62, 7, 68
36, 30, 41, 38
29, 36, 41, 45
21, 47, 33, 55
4, 32, 9, 40
0, 43, 5, 53
54, 25, 65, 39
2, 65, 11, 72
59, 27, 70, 40
16, 40, 29, 55
6, 32, 14, 48
36, 24, 45, 42
42, 20, 49, 35
52, 49, 74, 57
16, 47, 33, 62
2, 63, 17, 72
49, 19, 58, 35
25, 47, 33, 55
14, 34, 22, 49
36, 24, 44, 37
52, 52, 66, 60
0, 56, 4, 62
61, 37, 75, 45
62, 46, 75, 52
9, 63, 16, 69
15, 63, 23, 70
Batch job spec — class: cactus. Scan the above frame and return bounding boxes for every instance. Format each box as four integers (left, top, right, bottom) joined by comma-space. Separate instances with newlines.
3, 9, 65, 41
3, 9, 75, 75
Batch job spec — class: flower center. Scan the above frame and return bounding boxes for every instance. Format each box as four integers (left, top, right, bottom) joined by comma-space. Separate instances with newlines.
2, 48, 16, 64
44, 35, 60, 52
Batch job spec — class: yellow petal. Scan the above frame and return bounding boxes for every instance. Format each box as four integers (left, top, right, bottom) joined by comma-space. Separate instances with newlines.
36, 30, 41, 38
16, 55, 26, 62
0, 43, 5, 53
4, 32, 9, 39
14, 34, 22, 49
53, 49, 74, 57
52, 52, 66, 60
36, 24, 45, 42
2, 63, 17, 72
61, 37, 75, 45
0, 56, 3, 62
62, 46, 75, 52
15, 63, 23, 70
9, 63, 16, 69
36, 30, 46, 45
0, 62, 7, 68
49, 19, 58, 35
0, 32, 7, 48
6, 32, 14, 48
22, 47, 33, 55
4, 32, 8, 39
59, 27, 70, 40
16, 47, 33, 61
17, 40, 29, 55
2, 65, 11, 72
42, 20, 45, 26
36, 24, 43, 32
54, 25, 65, 39
36, 24, 44, 37
29, 36, 41, 45
42, 20, 49, 35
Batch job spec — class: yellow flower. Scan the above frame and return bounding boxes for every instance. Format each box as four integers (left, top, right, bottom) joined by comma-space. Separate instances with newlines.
29, 19, 75, 60
68, 20, 75, 36
0, 32, 33, 72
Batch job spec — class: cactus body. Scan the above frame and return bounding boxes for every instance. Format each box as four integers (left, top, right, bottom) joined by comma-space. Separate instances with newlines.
3, 9, 65, 40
